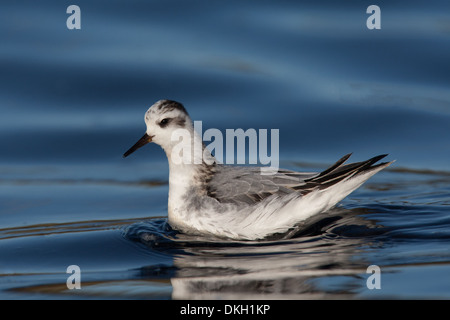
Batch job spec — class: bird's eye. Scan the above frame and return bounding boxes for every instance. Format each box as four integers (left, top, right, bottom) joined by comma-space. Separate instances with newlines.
159, 118, 170, 127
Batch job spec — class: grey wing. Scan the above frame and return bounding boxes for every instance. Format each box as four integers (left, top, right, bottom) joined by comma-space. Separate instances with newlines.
207, 153, 392, 206
207, 165, 318, 206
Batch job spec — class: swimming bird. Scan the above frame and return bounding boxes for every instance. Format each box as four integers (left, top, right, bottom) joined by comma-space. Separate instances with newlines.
123, 100, 393, 240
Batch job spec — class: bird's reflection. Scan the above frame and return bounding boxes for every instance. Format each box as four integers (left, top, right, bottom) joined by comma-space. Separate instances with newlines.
134, 207, 388, 299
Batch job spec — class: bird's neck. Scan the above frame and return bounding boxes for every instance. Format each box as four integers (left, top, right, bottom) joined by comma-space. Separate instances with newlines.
164, 129, 213, 170
164, 129, 216, 197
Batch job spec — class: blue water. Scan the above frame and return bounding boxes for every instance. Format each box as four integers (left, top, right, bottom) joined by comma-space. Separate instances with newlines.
0, 0, 449, 299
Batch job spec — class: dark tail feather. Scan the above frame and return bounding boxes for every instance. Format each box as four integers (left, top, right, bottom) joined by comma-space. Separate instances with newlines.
312, 153, 352, 180
295, 154, 391, 194
307, 154, 389, 184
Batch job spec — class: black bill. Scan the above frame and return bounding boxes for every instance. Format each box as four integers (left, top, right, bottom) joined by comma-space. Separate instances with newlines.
123, 133, 152, 158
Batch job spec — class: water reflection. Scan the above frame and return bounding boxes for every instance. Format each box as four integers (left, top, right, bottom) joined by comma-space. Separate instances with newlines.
132, 208, 385, 299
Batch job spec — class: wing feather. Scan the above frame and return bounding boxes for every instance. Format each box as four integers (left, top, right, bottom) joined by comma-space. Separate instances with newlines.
206, 154, 391, 205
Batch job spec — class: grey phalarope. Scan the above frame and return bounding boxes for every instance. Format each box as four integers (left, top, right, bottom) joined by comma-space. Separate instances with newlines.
123, 100, 393, 240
